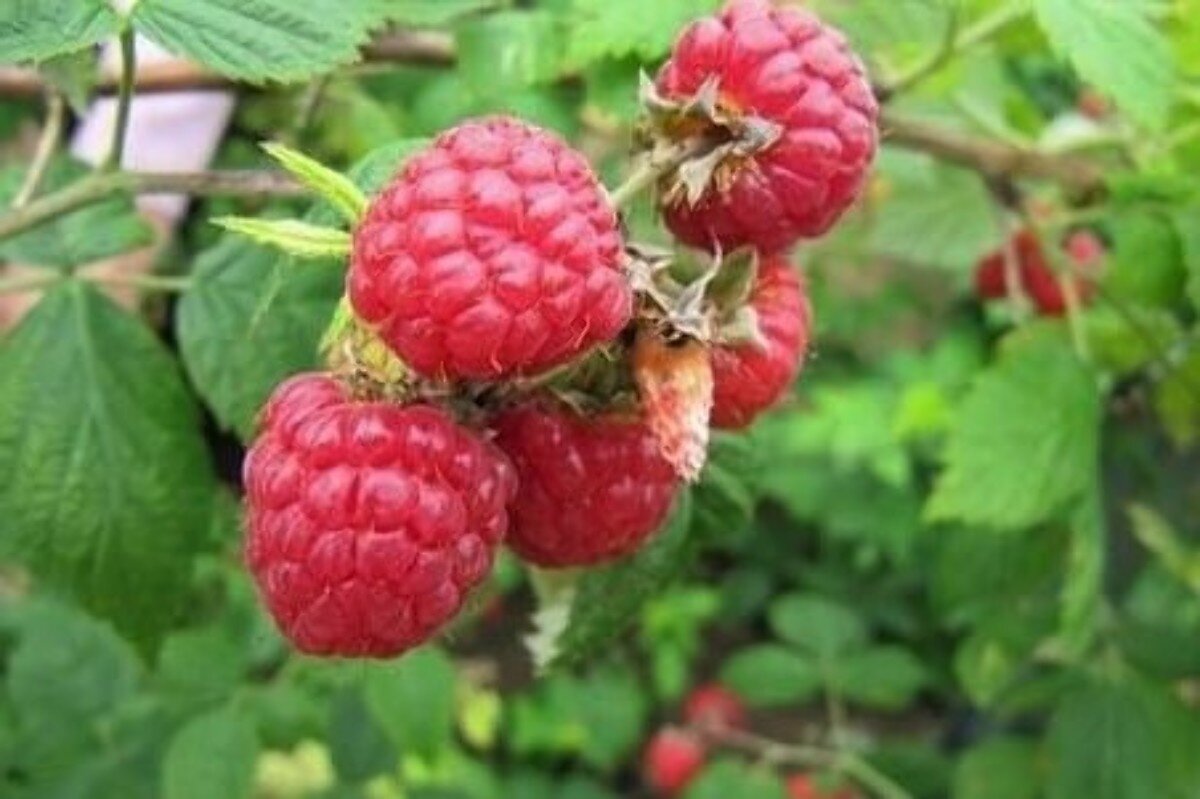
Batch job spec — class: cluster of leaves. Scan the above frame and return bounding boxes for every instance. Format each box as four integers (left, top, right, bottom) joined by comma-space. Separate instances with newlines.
2, 0, 1200, 798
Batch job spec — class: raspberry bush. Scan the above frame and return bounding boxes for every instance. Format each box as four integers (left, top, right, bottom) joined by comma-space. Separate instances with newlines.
1, 1, 1199, 798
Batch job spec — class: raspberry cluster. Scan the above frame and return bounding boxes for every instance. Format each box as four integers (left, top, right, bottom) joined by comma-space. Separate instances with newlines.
243, 0, 876, 658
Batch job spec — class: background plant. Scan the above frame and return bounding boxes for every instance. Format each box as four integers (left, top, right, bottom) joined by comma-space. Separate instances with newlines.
1, 1, 1199, 798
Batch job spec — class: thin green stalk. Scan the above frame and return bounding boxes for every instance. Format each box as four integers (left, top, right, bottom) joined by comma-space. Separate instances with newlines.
104, 28, 137, 171
12, 92, 65, 208
0, 272, 61, 295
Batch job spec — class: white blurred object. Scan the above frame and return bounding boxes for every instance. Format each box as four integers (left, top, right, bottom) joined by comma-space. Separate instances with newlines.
71, 36, 235, 225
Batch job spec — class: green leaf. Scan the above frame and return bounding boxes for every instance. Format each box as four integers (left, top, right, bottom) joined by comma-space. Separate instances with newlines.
565, 0, 721, 68
176, 237, 342, 440
262, 142, 368, 224
329, 689, 396, 784
363, 648, 457, 761
1084, 305, 1182, 376
162, 705, 259, 799
1153, 345, 1200, 448
871, 155, 1000, 273
684, 759, 786, 799
41, 47, 97, 113
1034, 0, 1174, 129
719, 645, 821, 706
953, 737, 1040, 799
834, 646, 927, 710
549, 494, 695, 668
156, 625, 247, 708
1107, 212, 1185, 307
2, 599, 140, 768
1173, 205, 1200, 314
213, 217, 352, 259
131, 0, 383, 83
456, 11, 564, 92
1058, 483, 1104, 658
0, 0, 120, 64
0, 157, 153, 268
768, 593, 867, 660
0, 283, 216, 649
927, 331, 1101, 530
1045, 677, 1174, 799
691, 434, 758, 543
372, 0, 498, 26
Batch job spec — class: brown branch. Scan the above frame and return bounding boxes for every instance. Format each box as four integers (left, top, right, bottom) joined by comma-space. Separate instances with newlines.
881, 111, 1106, 195
0, 170, 305, 242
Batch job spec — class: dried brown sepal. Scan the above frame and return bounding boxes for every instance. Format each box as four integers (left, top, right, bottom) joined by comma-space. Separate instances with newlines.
637, 72, 783, 208
633, 329, 714, 482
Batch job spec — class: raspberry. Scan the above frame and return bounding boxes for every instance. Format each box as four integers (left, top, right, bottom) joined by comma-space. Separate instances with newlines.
683, 683, 747, 730
656, 0, 878, 253
348, 117, 631, 381
643, 727, 707, 796
974, 230, 1099, 317
244, 373, 516, 657
491, 402, 680, 568
711, 257, 811, 429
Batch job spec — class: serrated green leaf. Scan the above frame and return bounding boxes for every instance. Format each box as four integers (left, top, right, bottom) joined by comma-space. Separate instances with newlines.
2, 599, 141, 770
363, 648, 456, 761
162, 705, 259, 799
1084, 305, 1182, 376
0, 157, 153, 268
768, 593, 867, 660
176, 237, 341, 440
156, 625, 247, 709
550, 494, 694, 668
1058, 481, 1103, 658
0, 0, 120, 64
953, 737, 1040, 799
719, 645, 821, 706
871, 156, 1000, 273
955, 629, 1021, 708
131, 0, 383, 83
1045, 677, 1174, 799
1034, 0, 1174, 129
261, 142, 367, 224
565, 0, 721, 69
927, 331, 1101, 529
213, 217, 352, 259
0, 282, 216, 650
834, 646, 927, 710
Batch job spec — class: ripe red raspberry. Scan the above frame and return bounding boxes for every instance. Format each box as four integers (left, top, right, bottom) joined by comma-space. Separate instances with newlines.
974, 230, 1100, 317
243, 373, 516, 657
656, 0, 878, 253
711, 257, 811, 429
643, 727, 707, 796
683, 683, 747, 730
348, 117, 631, 381
491, 402, 680, 568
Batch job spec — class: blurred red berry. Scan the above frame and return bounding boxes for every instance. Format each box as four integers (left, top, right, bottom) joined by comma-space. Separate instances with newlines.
973, 229, 1101, 317
683, 683, 747, 730
244, 373, 516, 657
1077, 88, 1110, 120
644, 727, 707, 796
349, 116, 631, 381
656, 0, 878, 253
711, 257, 811, 429
492, 402, 680, 568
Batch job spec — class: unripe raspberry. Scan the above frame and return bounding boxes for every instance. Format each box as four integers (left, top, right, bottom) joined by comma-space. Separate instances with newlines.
711, 257, 811, 429
656, 0, 878, 253
491, 402, 680, 568
683, 683, 747, 730
349, 117, 631, 381
244, 373, 516, 657
643, 727, 707, 796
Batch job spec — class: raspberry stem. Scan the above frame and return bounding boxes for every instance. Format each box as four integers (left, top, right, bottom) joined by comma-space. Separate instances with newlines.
607, 136, 715, 209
